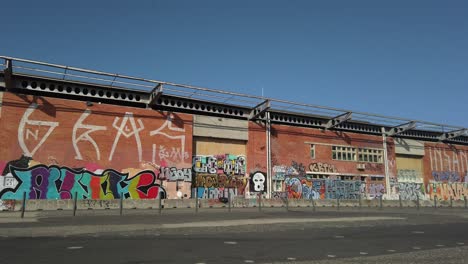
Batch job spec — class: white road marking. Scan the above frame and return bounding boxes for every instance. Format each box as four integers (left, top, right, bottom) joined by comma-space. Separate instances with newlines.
244, 260, 255, 263
360, 252, 368, 255
67, 246, 83, 250
287, 257, 296, 261
387, 249, 396, 252
436, 244, 445, 247
224, 241, 238, 245
327, 255, 336, 258
412, 247, 421, 250
194, 262, 206, 264
456, 242, 465, 245
411, 231, 425, 234
334, 235, 344, 239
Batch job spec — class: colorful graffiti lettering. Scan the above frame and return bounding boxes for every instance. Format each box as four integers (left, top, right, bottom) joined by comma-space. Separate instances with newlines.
285, 178, 361, 200
432, 171, 461, 182
398, 182, 425, 200
427, 182, 468, 200
192, 154, 246, 175
309, 162, 337, 173
0, 165, 166, 200
193, 187, 238, 199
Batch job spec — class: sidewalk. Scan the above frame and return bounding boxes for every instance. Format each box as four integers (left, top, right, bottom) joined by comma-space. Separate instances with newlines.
1, 207, 467, 238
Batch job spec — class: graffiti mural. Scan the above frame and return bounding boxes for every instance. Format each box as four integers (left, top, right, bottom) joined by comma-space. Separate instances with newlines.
432, 171, 460, 182
192, 154, 246, 175
0, 164, 166, 200
192, 154, 247, 199
285, 178, 362, 200
427, 182, 468, 200
249, 171, 267, 193
399, 182, 425, 200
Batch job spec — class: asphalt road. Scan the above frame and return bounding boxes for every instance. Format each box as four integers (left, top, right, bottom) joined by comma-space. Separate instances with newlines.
1, 212, 467, 264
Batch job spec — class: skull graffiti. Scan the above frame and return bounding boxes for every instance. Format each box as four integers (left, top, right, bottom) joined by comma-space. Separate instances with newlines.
252, 172, 266, 192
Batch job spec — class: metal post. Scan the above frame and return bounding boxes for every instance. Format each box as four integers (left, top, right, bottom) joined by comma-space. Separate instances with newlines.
358, 193, 362, 209
195, 192, 199, 213
73, 192, 78, 216
158, 197, 162, 215
465, 196, 467, 209
285, 195, 289, 211
228, 189, 232, 212
21, 192, 26, 219
258, 193, 262, 212
399, 194, 402, 209
379, 195, 383, 210
434, 195, 437, 209
416, 194, 420, 211
119, 194, 123, 216
312, 198, 316, 212
337, 197, 340, 211
450, 196, 453, 208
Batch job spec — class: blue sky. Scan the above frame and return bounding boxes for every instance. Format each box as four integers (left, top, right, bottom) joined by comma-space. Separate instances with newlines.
2, 0, 468, 127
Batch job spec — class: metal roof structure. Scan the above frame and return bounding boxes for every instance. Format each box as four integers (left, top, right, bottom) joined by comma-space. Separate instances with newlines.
1, 56, 467, 144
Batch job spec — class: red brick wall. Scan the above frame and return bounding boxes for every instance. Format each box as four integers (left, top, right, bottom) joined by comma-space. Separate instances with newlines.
246, 121, 267, 173
0, 92, 193, 199
270, 124, 394, 177
423, 142, 468, 184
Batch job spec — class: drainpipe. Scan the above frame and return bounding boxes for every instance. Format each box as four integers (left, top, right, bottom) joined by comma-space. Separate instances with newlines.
266, 111, 272, 199
381, 127, 391, 196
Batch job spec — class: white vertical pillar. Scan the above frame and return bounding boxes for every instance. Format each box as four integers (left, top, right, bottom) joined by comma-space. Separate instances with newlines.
266, 111, 272, 199
381, 127, 391, 196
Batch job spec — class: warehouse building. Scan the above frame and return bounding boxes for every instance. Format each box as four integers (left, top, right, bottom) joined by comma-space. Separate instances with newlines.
0, 56, 467, 202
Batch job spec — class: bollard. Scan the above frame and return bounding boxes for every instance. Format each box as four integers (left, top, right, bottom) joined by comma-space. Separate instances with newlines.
73, 192, 78, 216
358, 193, 362, 209
119, 194, 123, 216
158, 197, 162, 215
258, 193, 262, 212
416, 195, 420, 211
228, 190, 232, 212
337, 197, 340, 211
465, 196, 467, 209
312, 198, 316, 212
379, 195, 383, 210
21, 192, 26, 219
434, 195, 437, 209
195, 193, 199, 213
450, 196, 453, 208
286, 195, 289, 211
399, 194, 402, 209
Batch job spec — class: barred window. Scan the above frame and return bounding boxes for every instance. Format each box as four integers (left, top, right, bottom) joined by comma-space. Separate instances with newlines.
310, 144, 315, 159
332, 145, 384, 163
358, 148, 383, 163
332, 146, 357, 161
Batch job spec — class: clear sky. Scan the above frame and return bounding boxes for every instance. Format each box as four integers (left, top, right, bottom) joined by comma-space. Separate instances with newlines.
2, 0, 468, 127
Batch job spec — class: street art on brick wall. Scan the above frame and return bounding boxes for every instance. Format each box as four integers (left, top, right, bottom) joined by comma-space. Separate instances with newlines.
427, 182, 468, 200
0, 164, 166, 200
428, 147, 468, 181
284, 178, 362, 200
192, 154, 248, 199
14, 103, 191, 166
249, 172, 267, 193
0, 155, 197, 200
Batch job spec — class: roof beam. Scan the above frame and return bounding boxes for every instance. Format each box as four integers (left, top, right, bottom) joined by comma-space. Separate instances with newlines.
386, 121, 417, 136
249, 100, 270, 120
439, 128, 468, 141
148, 83, 163, 105
325, 112, 352, 129
3, 59, 13, 90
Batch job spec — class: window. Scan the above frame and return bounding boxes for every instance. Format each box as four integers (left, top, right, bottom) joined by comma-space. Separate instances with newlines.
310, 144, 315, 159
331, 145, 384, 163
358, 148, 383, 163
332, 146, 357, 161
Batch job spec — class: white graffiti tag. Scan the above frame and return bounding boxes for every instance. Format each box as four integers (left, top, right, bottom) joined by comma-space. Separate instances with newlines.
150, 114, 188, 162
18, 104, 59, 156
72, 110, 107, 160
109, 112, 144, 162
